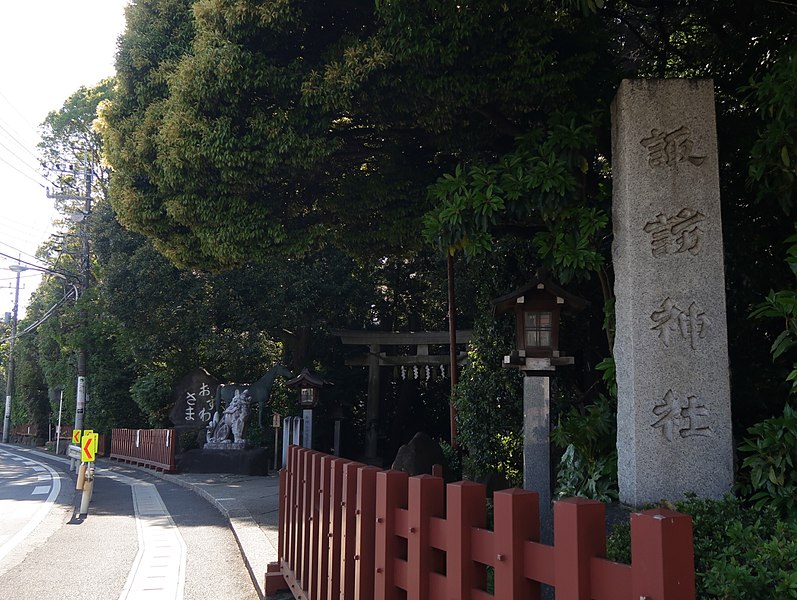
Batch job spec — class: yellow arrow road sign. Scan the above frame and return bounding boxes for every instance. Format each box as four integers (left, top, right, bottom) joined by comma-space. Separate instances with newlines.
72, 429, 81, 444
81, 430, 97, 462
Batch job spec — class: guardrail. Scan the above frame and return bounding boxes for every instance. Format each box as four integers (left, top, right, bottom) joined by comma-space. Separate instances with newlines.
109, 428, 176, 473
266, 446, 696, 600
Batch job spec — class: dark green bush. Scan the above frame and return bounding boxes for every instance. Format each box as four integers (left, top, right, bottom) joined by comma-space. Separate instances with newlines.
454, 318, 524, 486
607, 495, 797, 599
736, 403, 797, 519
550, 392, 617, 501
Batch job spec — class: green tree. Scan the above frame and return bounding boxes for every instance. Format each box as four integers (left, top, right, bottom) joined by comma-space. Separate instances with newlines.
93, 0, 797, 466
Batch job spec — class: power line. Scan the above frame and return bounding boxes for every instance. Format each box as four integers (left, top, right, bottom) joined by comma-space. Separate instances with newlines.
0, 239, 47, 263
0, 89, 39, 133
0, 136, 46, 180
0, 286, 78, 344
0, 120, 41, 165
0, 137, 43, 181
0, 153, 46, 188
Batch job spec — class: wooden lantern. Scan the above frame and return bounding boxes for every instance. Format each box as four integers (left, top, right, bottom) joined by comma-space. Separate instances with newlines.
286, 368, 325, 408
492, 271, 588, 370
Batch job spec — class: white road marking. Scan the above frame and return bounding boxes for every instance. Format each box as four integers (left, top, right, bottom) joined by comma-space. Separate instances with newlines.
119, 483, 186, 600
31, 486, 50, 495
0, 450, 61, 564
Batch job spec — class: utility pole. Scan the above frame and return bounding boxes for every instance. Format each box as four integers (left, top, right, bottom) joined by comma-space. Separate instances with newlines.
1, 266, 22, 443
74, 166, 92, 433
47, 161, 92, 434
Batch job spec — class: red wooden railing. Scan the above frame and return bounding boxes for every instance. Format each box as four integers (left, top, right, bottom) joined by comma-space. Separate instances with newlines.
109, 428, 176, 473
265, 446, 695, 600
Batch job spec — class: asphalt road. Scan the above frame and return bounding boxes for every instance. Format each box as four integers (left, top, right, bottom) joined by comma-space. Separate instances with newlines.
0, 446, 259, 600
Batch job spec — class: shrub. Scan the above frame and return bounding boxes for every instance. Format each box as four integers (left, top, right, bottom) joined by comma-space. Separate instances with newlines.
550, 393, 617, 501
607, 495, 797, 599
454, 318, 524, 487
736, 403, 797, 519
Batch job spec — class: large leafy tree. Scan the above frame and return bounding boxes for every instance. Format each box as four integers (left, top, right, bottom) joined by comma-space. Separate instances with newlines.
96, 0, 797, 470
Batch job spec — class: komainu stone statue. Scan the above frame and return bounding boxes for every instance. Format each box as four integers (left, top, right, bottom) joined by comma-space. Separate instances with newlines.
205, 389, 251, 449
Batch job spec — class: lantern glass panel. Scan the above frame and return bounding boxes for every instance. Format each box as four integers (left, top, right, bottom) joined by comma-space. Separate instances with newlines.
300, 388, 314, 405
524, 310, 553, 348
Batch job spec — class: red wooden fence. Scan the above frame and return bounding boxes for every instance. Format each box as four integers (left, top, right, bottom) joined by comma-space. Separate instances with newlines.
109, 428, 176, 473
266, 446, 695, 600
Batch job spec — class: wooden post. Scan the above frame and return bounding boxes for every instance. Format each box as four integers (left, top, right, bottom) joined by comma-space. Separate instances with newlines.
287, 446, 301, 576
631, 509, 696, 600
366, 343, 381, 460
355, 466, 380, 599
406, 475, 444, 600
493, 488, 540, 600
447, 253, 459, 447
308, 452, 326, 600
341, 462, 365, 600
445, 481, 486, 598
375, 470, 408, 600
326, 457, 348, 600
553, 498, 606, 600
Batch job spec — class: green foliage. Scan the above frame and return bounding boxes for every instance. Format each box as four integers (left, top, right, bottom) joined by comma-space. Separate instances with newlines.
178, 429, 201, 453
736, 404, 797, 519
438, 440, 462, 482
747, 43, 797, 215
550, 394, 617, 501
454, 317, 523, 486
607, 495, 797, 599
532, 205, 608, 284
130, 372, 174, 427
423, 113, 606, 279
751, 228, 797, 393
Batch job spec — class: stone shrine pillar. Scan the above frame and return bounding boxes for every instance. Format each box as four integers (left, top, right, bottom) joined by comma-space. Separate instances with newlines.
612, 79, 733, 506
523, 374, 552, 542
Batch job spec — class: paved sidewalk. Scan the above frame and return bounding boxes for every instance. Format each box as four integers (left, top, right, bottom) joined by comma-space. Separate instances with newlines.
127, 465, 286, 600
21, 446, 287, 599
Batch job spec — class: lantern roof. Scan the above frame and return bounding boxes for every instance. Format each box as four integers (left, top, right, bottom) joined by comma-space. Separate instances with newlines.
492, 269, 589, 317
286, 367, 330, 389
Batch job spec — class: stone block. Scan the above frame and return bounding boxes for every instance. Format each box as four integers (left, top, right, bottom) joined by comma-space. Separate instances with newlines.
611, 79, 733, 506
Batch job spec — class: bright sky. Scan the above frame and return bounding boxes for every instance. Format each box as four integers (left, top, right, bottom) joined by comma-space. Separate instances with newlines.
0, 0, 129, 318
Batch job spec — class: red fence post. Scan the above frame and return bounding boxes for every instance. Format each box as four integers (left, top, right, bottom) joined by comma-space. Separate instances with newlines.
286, 446, 300, 578
631, 509, 695, 600
297, 448, 321, 598
375, 470, 409, 600
340, 462, 365, 600
296, 448, 310, 585
265, 466, 290, 596
406, 475, 445, 600
278, 465, 288, 560
355, 466, 380, 600
553, 498, 606, 600
308, 452, 326, 600
327, 458, 349, 600
493, 488, 540, 600
446, 481, 487, 598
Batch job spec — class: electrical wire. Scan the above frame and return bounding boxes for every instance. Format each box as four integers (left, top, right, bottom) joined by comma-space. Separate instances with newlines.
0, 286, 78, 344
0, 120, 41, 165
0, 251, 79, 281
0, 153, 46, 188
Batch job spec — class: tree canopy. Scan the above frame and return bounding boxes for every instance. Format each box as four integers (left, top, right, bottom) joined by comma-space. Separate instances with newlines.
11, 0, 797, 470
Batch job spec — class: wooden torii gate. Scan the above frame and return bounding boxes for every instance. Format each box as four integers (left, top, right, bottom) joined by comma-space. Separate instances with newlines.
336, 330, 472, 462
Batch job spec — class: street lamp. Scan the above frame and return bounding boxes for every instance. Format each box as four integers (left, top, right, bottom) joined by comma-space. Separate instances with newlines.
2, 265, 24, 443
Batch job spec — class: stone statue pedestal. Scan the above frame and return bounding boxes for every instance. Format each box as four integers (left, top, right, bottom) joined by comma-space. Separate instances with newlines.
177, 447, 269, 475
204, 440, 246, 451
